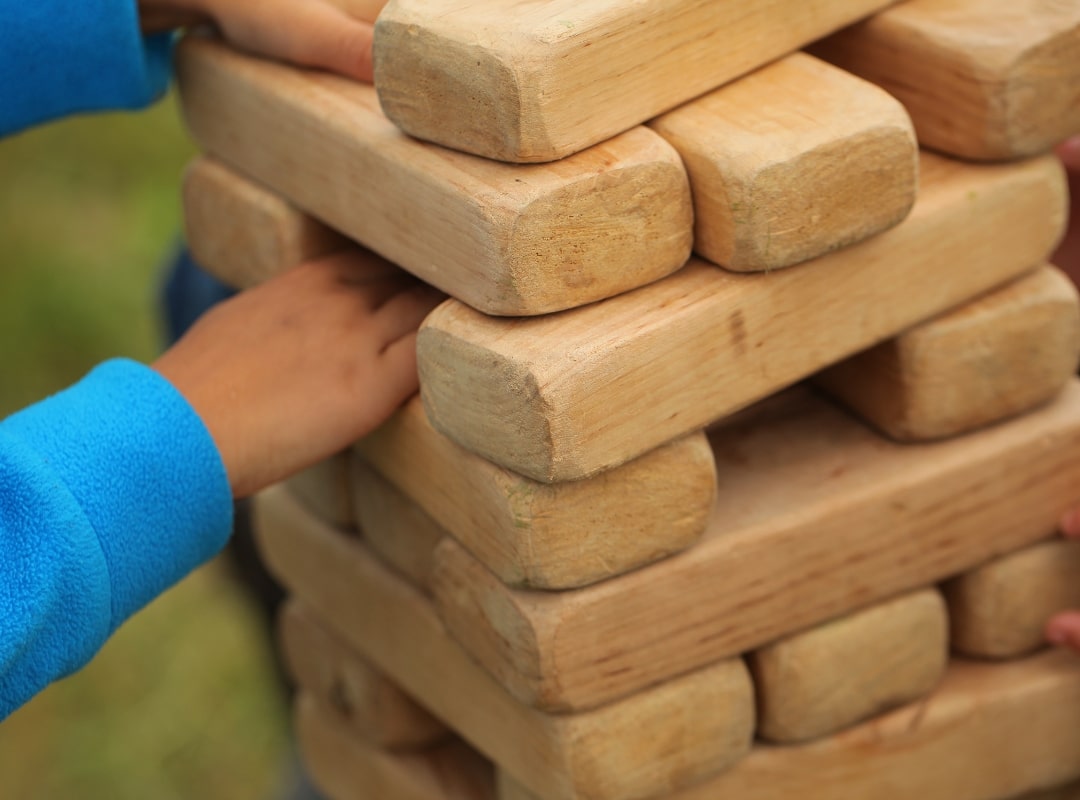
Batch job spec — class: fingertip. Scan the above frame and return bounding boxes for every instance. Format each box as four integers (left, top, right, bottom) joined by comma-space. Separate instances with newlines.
1061, 507, 1080, 538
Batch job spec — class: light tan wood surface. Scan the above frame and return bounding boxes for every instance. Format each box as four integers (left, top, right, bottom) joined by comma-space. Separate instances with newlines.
175, 36, 693, 317
182, 157, 348, 289
501, 650, 1080, 800
284, 452, 356, 530
945, 539, 1080, 660
356, 397, 716, 590
418, 153, 1067, 482
649, 52, 917, 272
430, 383, 1080, 712
812, 0, 1080, 160
817, 266, 1080, 441
281, 602, 447, 749
351, 457, 444, 592
750, 589, 948, 743
254, 487, 756, 800
296, 695, 494, 800
373, 0, 899, 163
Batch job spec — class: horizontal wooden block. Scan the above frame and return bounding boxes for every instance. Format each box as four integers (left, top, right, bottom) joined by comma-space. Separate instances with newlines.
419, 152, 1067, 482
351, 457, 443, 592
296, 695, 494, 800
254, 487, 755, 800
812, 0, 1080, 161
816, 266, 1080, 441
431, 383, 1080, 711
373, 0, 898, 163
648, 52, 917, 272
501, 651, 1080, 800
281, 602, 447, 749
182, 156, 348, 289
945, 539, 1080, 660
175, 36, 693, 317
356, 397, 716, 590
284, 452, 356, 530
750, 589, 948, 743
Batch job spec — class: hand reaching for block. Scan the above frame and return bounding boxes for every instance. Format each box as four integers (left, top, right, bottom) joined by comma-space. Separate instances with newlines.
153, 251, 443, 498
138, 0, 385, 82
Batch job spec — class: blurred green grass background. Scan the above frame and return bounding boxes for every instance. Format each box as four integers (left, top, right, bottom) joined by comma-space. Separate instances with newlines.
0, 96, 288, 798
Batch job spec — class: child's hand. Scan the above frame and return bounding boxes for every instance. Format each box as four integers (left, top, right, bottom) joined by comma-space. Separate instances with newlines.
152, 250, 444, 498
138, 0, 386, 82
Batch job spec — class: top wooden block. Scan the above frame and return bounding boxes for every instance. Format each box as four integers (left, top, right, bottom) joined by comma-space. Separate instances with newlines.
372, 0, 899, 163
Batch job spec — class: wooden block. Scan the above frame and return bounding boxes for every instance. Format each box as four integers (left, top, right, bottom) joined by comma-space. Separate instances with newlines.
182, 156, 348, 289
945, 539, 1080, 660
351, 456, 443, 591
816, 266, 1080, 441
280, 602, 447, 749
430, 383, 1080, 712
284, 452, 356, 530
356, 397, 716, 590
175, 36, 693, 317
811, 0, 1080, 161
749, 589, 949, 744
501, 651, 1080, 800
296, 695, 494, 800
372, 0, 899, 163
419, 152, 1067, 482
253, 487, 755, 800
648, 52, 917, 273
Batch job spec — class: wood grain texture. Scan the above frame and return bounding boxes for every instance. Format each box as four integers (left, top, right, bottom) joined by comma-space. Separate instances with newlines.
175, 35, 693, 317
419, 153, 1067, 482
501, 651, 1080, 800
649, 52, 917, 272
281, 603, 447, 749
182, 157, 348, 289
945, 539, 1080, 659
356, 397, 716, 590
296, 695, 494, 800
812, 0, 1080, 160
430, 383, 1080, 712
284, 452, 356, 530
749, 589, 948, 744
253, 487, 755, 800
817, 266, 1080, 441
373, 0, 899, 163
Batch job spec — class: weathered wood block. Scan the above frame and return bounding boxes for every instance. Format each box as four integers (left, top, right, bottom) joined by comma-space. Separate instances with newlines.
419, 153, 1067, 482
648, 52, 917, 273
175, 36, 693, 317
254, 487, 755, 800
816, 266, 1080, 441
296, 695, 494, 800
749, 589, 949, 743
372, 0, 899, 163
284, 452, 355, 530
182, 156, 347, 289
356, 397, 716, 590
945, 539, 1080, 660
281, 602, 447, 749
812, 0, 1080, 161
501, 651, 1080, 800
431, 383, 1080, 712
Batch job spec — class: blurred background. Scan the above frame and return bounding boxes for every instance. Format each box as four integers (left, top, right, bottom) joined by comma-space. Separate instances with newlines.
0, 93, 288, 798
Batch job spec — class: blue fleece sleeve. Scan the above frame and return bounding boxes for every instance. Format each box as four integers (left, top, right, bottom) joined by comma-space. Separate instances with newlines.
0, 359, 233, 719
0, 0, 173, 136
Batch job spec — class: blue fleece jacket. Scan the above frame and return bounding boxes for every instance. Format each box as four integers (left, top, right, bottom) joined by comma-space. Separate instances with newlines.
0, 3, 234, 719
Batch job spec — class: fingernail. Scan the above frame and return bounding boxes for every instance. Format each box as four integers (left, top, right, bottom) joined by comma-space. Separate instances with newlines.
1047, 627, 1067, 646
1058, 136, 1080, 168
1061, 509, 1080, 537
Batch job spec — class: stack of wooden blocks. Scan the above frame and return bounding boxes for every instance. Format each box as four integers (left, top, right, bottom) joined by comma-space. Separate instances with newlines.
175, 0, 1080, 797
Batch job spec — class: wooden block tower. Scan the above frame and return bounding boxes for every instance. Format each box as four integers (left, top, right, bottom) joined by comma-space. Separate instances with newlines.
176, 0, 1080, 797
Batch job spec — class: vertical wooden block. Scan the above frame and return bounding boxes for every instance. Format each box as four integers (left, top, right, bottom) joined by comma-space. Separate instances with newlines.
945, 539, 1080, 659
816, 266, 1080, 441
649, 53, 917, 272
284, 452, 356, 530
373, 0, 898, 162
749, 589, 949, 743
812, 0, 1080, 160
